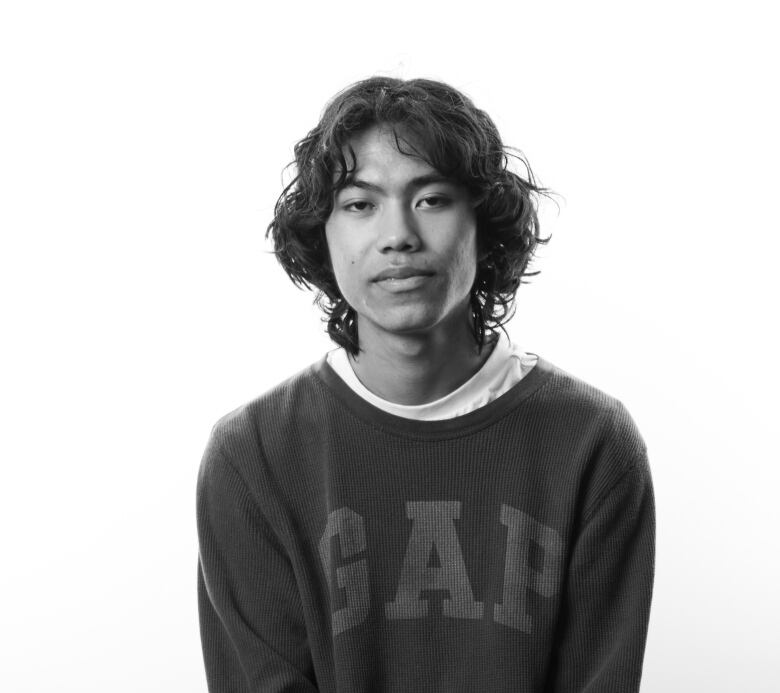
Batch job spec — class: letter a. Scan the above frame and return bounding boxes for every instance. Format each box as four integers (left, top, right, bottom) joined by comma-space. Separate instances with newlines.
385, 501, 484, 620
319, 507, 370, 636
494, 504, 564, 632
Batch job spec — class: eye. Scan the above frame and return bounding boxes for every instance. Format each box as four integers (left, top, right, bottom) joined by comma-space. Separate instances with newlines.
343, 200, 374, 213
417, 195, 450, 209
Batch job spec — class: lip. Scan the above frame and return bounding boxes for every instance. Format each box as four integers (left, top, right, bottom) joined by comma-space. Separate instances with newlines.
372, 266, 434, 282
374, 274, 433, 293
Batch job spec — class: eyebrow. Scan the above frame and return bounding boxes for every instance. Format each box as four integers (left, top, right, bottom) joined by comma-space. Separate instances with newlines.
337, 173, 456, 196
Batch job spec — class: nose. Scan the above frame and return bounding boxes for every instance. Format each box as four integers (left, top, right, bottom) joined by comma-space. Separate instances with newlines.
375, 203, 422, 253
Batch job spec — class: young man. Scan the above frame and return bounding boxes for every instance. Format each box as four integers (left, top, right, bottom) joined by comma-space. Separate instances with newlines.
196, 77, 655, 692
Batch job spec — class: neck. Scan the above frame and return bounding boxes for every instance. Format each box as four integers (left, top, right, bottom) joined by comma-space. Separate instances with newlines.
348, 321, 494, 406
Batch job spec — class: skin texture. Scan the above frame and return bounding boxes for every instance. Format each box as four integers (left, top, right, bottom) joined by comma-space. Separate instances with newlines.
324, 125, 493, 405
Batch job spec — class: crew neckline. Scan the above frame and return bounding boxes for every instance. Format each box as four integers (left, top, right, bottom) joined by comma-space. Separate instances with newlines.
311, 353, 555, 441
326, 332, 538, 420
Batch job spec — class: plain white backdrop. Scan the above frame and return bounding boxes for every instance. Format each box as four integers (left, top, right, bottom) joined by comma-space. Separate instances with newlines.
1, 1, 778, 691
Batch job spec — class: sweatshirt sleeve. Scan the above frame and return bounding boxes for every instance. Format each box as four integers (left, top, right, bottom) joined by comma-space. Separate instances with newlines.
196, 443, 318, 693
546, 455, 655, 693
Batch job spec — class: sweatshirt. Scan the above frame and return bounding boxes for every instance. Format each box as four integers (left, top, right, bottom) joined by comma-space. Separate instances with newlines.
196, 355, 655, 692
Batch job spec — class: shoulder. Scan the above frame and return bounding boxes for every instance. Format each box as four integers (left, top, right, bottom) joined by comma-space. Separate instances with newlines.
532, 358, 624, 412
534, 358, 644, 453
531, 358, 649, 506
197, 359, 335, 528
205, 358, 329, 461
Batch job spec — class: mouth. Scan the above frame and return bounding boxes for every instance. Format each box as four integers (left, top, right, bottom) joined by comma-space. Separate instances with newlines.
373, 272, 434, 293
372, 266, 435, 282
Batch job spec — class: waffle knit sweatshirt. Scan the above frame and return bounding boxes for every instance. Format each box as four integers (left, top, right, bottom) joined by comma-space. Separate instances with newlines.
196, 355, 655, 693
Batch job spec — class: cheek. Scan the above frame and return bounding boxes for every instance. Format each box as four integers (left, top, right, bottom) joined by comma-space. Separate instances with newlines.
324, 227, 358, 294
452, 226, 479, 290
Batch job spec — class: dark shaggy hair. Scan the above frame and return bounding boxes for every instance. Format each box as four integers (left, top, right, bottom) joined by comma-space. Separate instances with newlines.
267, 76, 550, 355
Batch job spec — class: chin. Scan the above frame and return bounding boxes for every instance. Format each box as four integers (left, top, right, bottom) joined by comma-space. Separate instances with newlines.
370, 306, 453, 337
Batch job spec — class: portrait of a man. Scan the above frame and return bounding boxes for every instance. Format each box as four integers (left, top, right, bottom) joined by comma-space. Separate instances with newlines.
196, 77, 655, 692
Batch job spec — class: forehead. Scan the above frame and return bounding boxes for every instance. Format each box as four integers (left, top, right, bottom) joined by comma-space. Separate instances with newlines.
339, 125, 440, 182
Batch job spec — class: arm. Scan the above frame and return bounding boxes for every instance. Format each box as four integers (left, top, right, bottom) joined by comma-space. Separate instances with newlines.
546, 456, 655, 692
197, 446, 318, 693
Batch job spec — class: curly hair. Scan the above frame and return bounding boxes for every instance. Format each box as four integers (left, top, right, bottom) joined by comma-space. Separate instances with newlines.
266, 76, 550, 356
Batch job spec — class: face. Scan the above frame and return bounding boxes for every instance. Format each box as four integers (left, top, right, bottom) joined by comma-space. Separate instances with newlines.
324, 125, 478, 347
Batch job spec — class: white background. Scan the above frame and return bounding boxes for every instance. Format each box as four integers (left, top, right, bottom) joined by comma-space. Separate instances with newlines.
2, 1, 778, 691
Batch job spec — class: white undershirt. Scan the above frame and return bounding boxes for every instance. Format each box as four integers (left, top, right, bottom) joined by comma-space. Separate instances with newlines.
326, 332, 538, 421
